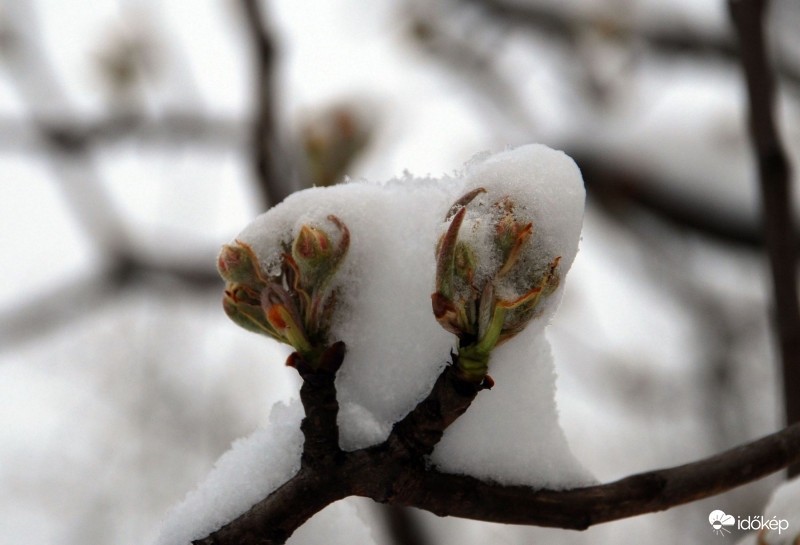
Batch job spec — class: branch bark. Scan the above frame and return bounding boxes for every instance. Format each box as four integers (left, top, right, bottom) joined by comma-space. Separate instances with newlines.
241, 0, 294, 208
397, 422, 800, 528
193, 355, 800, 544
458, 0, 800, 88
729, 0, 800, 477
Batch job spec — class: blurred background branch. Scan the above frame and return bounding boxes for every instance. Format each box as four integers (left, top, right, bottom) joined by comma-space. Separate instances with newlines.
729, 0, 800, 476
241, 0, 293, 208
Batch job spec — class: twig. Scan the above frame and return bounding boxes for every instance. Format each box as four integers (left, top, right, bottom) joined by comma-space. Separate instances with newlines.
729, 0, 800, 477
0, 106, 790, 253
1, 2, 131, 254
380, 506, 432, 545
0, 252, 220, 350
397, 421, 800, 527
458, 0, 800, 88
241, 0, 293, 208
192, 356, 800, 544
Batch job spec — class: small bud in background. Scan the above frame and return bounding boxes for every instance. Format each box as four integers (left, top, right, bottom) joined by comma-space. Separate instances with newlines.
300, 103, 374, 188
91, 13, 160, 109
219, 216, 350, 371
433, 189, 562, 383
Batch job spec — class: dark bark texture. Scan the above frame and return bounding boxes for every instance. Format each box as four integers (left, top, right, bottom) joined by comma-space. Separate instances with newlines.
192, 351, 800, 544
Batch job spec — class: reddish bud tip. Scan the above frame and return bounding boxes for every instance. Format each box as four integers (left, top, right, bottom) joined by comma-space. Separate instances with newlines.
267, 304, 289, 330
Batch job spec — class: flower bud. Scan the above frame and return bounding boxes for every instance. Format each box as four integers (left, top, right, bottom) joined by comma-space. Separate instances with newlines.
433, 189, 562, 382
294, 225, 329, 261
222, 289, 271, 335
266, 304, 312, 355
219, 216, 350, 371
291, 215, 349, 294
217, 241, 264, 286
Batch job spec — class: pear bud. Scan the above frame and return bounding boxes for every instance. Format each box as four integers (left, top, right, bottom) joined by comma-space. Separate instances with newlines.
217, 242, 264, 286
432, 189, 563, 383
291, 216, 349, 294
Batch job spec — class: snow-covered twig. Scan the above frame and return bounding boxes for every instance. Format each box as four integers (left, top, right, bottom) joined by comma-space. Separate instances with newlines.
191, 352, 800, 544
191, 354, 483, 545
400, 421, 800, 528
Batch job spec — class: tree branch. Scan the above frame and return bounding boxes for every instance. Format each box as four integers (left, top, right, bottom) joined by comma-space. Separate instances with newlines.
2, 2, 131, 254
192, 353, 800, 544
457, 0, 800, 88
241, 0, 293, 208
0, 106, 791, 254
295, 343, 346, 467
385, 364, 483, 459
396, 422, 800, 528
192, 359, 481, 544
729, 0, 800, 477
191, 466, 350, 545
0, 251, 220, 350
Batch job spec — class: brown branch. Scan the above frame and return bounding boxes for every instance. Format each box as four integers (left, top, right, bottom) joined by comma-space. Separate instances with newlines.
0, 106, 792, 255
192, 351, 800, 544
192, 466, 350, 545
241, 0, 293, 208
730, 0, 800, 477
0, 251, 220, 350
295, 344, 346, 467
379, 506, 432, 545
457, 0, 800, 88
385, 364, 482, 459
193, 359, 481, 544
2, 3, 130, 254
396, 421, 800, 528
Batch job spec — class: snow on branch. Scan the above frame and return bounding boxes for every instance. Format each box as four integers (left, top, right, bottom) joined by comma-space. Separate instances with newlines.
157, 145, 800, 545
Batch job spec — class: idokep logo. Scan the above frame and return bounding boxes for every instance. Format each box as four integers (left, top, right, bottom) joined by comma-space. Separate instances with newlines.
708, 509, 791, 537
709, 510, 735, 536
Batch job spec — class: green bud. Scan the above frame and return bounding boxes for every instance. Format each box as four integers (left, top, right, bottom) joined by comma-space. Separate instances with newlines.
217, 242, 264, 286
223, 289, 274, 337
291, 215, 349, 294
433, 190, 563, 384
219, 216, 352, 373
454, 241, 476, 283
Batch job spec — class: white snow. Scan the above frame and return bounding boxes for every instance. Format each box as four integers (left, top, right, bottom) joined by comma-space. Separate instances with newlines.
429, 145, 591, 486
430, 333, 593, 487
287, 498, 379, 545
748, 476, 800, 545
156, 143, 594, 543
154, 400, 304, 545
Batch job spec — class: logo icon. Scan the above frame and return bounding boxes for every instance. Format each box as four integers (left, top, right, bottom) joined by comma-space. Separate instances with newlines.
709, 510, 736, 536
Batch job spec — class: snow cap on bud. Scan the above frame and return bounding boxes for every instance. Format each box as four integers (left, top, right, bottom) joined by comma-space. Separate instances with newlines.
433, 189, 563, 383
218, 216, 350, 370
